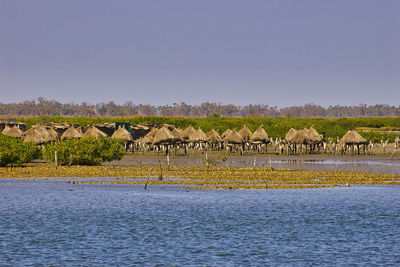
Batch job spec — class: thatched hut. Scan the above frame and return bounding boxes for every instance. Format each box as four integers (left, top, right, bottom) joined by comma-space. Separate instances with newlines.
339, 131, 367, 145
27, 126, 54, 142
239, 125, 252, 142
250, 125, 269, 143
83, 125, 108, 138
249, 125, 270, 153
189, 128, 207, 143
152, 127, 176, 155
1, 125, 11, 135
171, 128, 184, 141
182, 125, 196, 140
224, 130, 244, 154
290, 129, 311, 144
152, 127, 175, 145
224, 130, 244, 144
112, 126, 134, 152
48, 128, 59, 141
221, 129, 233, 139
339, 130, 368, 155
285, 128, 298, 143
2, 126, 24, 138
24, 129, 46, 144
61, 126, 83, 139
76, 126, 84, 135
306, 126, 322, 143
206, 129, 221, 142
111, 126, 133, 142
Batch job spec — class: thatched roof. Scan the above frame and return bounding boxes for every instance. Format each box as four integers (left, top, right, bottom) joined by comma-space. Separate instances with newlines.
182, 125, 196, 140
221, 129, 233, 139
189, 128, 207, 142
48, 128, 59, 141
250, 125, 269, 142
2, 125, 11, 135
83, 125, 108, 138
285, 128, 298, 142
145, 127, 158, 138
239, 125, 252, 141
138, 135, 153, 145
339, 131, 367, 144
152, 127, 175, 145
29, 126, 54, 142
224, 130, 244, 144
24, 129, 46, 144
111, 127, 133, 141
76, 126, 84, 135
305, 127, 322, 142
61, 126, 83, 139
2, 126, 24, 138
206, 129, 221, 142
290, 129, 311, 144
171, 128, 184, 141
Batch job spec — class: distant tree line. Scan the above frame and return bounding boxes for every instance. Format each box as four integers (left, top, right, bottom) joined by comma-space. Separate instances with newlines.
1, 97, 399, 118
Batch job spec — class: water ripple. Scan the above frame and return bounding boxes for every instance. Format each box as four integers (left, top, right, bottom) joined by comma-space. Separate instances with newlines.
0, 181, 399, 265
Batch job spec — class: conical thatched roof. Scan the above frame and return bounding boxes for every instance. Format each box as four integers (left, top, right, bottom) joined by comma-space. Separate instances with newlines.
83, 125, 108, 138
111, 126, 133, 141
61, 126, 83, 139
221, 129, 233, 139
189, 128, 207, 142
239, 125, 252, 141
31, 126, 53, 142
171, 128, 184, 141
290, 129, 311, 144
76, 126, 84, 135
305, 126, 322, 142
339, 131, 367, 144
48, 128, 59, 141
2, 126, 24, 138
2, 125, 11, 135
206, 129, 221, 142
285, 128, 298, 142
182, 125, 196, 140
24, 129, 46, 144
224, 130, 244, 144
152, 127, 175, 145
250, 125, 269, 142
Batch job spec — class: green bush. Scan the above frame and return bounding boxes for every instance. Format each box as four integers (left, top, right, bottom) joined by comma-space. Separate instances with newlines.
0, 134, 40, 167
43, 137, 125, 166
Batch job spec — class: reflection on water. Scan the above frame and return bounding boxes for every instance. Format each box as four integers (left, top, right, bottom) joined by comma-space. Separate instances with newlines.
0, 181, 399, 265
117, 156, 400, 174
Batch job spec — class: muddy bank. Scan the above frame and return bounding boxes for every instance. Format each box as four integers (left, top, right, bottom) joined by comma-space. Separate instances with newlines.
111, 153, 400, 175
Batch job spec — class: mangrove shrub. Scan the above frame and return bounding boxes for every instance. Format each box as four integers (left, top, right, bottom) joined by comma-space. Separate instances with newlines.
0, 134, 40, 167
43, 137, 125, 166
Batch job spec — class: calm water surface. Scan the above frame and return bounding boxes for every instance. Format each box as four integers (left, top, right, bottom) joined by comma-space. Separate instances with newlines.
0, 180, 399, 266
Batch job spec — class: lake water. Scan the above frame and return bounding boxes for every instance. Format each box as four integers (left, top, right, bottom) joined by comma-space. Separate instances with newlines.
0, 180, 399, 266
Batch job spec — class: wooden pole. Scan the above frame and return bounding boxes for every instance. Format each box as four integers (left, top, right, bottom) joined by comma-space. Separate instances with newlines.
55, 151, 58, 169
145, 169, 152, 190
206, 152, 209, 173
167, 153, 170, 170
269, 155, 272, 169
159, 160, 163, 180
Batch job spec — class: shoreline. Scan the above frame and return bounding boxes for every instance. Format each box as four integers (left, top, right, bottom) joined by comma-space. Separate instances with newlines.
1, 161, 399, 190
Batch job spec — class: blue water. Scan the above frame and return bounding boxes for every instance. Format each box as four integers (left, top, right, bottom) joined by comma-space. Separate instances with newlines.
0, 181, 399, 266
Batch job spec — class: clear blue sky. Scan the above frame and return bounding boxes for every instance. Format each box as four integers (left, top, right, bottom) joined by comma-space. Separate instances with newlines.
1, 0, 399, 106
